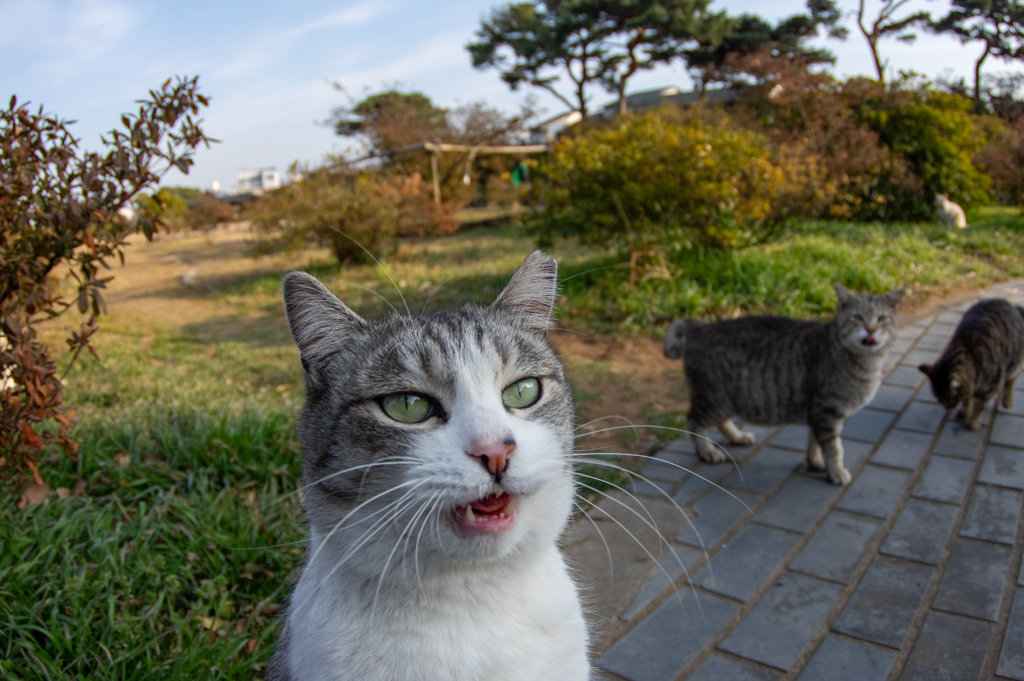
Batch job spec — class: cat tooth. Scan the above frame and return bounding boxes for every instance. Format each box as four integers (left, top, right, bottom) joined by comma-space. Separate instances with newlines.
492, 483, 504, 497
464, 505, 476, 523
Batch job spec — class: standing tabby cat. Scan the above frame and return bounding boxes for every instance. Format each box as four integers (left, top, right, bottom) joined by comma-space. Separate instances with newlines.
919, 298, 1024, 430
664, 284, 904, 485
266, 252, 590, 680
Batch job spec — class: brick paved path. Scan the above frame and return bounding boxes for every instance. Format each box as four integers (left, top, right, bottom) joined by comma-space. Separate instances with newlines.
595, 280, 1024, 681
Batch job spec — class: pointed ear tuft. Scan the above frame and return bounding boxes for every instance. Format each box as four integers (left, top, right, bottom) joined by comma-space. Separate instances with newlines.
884, 288, 905, 310
492, 251, 558, 334
282, 271, 365, 381
834, 283, 855, 309
918, 363, 934, 377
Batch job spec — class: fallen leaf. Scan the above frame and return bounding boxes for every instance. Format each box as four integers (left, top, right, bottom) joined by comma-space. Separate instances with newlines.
18, 481, 50, 509
0, 456, 6, 467
25, 458, 44, 485
71, 480, 87, 497
235, 618, 247, 635
57, 487, 71, 499
731, 307, 743, 319
247, 639, 258, 655
187, 551, 198, 562
113, 453, 130, 466
261, 602, 282, 615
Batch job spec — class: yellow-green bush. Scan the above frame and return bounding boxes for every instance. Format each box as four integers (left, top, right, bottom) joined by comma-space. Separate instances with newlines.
531, 108, 831, 265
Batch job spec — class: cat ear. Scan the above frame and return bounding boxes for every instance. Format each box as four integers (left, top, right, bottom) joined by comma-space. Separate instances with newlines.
492, 250, 558, 334
282, 271, 366, 380
919, 363, 934, 377
883, 288, 905, 310
834, 283, 855, 309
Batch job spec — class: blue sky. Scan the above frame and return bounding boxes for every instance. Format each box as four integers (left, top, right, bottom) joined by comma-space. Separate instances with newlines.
1, 0, 1003, 191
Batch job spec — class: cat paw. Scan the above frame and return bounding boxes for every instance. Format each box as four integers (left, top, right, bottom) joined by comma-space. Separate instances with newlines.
807, 456, 826, 471
697, 447, 727, 464
828, 467, 852, 486
730, 431, 756, 446
966, 418, 982, 431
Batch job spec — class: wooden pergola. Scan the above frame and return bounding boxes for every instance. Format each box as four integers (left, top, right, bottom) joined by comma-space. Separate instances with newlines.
346, 142, 549, 205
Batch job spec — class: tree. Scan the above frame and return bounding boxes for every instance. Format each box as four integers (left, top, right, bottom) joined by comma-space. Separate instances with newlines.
326, 90, 449, 151
685, 0, 848, 91
856, 0, 932, 83
572, 0, 734, 115
0, 77, 213, 474
933, 0, 1024, 110
467, 2, 608, 117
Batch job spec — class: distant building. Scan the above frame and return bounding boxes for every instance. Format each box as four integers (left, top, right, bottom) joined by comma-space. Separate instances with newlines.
234, 167, 281, 195
530, 86, 740, 142
529, 110, 583, 145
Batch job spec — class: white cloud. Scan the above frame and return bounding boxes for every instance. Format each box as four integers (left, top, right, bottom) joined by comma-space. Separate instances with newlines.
0, 0, 139, 79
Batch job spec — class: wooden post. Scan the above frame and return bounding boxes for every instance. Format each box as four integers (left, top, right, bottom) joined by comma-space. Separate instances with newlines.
430, 151, 441, 206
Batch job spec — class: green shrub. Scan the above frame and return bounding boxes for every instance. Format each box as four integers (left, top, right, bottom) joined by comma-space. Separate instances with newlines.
531, 108, 830, 279
249, 167, 404, 264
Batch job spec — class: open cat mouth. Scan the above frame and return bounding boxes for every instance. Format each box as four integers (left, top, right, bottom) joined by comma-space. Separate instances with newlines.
861, 334, 879, 346
453, 490, 519, 534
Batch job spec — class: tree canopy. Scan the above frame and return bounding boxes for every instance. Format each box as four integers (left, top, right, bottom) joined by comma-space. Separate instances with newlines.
856, 0, 933, 83
468, 0, 733, 117
933, 0, 1024, 109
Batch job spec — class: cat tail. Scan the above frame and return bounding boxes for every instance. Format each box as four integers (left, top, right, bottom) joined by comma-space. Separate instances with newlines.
664, 319, 703, 359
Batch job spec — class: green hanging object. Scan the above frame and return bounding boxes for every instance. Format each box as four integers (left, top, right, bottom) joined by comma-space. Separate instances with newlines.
512, 162, 530, 188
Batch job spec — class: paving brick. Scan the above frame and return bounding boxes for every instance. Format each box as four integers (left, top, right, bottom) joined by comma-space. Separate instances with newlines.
596, 590, 739, 681
654, 449, 702, 468
868, 385, 915, 412
1004, 393, 1024, 417
723, 447, 805, 494
914, 388, 940, 404
837, 465, 911, 518
662, 438, 698, 455
769, 425, 809, 452
913, 334, 949, 352
996, 589, 1024, 680
899, 611, 993, 681
833, 556, 934, 649
933, 420, 987, 460
843, 408, 897, 444
961, 485, 1023, 544
937, 311, 964, 325
880, 498, 959, 565
913, 455, 974, 504
620, 545, 702, 621
720, 573, 843, 671
629, 477, 675, 497
676, 489, 760, 547
992, 414, 1024, 449
872, 429, 933, 470
758, 476, 842, 533
885, 365, 926, 389
978, 445, 1024, 489
901, 349, 940, 367
895, 401, 948, 434
642, 458, 691, 482
693, 524, 799, 602
790, 511, 882, 584
933, 537, 1012, 621
796, 635, 896, 681
688, 655, 780, 681
1020, 550, 1024, 587
672, 473, 714, 505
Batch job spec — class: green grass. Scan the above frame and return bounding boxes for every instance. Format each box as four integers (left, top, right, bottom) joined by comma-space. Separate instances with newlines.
6, 208, 1024, 678
558, 208, 1024, 333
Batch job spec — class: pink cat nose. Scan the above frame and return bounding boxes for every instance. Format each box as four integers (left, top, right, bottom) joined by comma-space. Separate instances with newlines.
468, 437, 516, 476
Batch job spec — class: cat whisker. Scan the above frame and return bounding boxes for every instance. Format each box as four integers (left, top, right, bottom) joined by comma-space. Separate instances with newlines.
573, 472, 703, 586
571, 500, 615, 585
324, 225, 410, 316
413, 493, 445, 590
372, 493, 434, 619
399, 491, 439, 586
574, 415, 639, 442
419, 275, 457, 315
573, 424, 743, 482
309, 478, 433, 570
323, 487, 428, 584
265, 458, 424, 510
569, 452, 757, 522
572, 488, 697, 616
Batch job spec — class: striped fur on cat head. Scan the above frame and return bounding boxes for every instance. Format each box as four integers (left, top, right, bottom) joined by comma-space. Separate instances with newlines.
833, 283, 904, 354
281, 251, 576, 575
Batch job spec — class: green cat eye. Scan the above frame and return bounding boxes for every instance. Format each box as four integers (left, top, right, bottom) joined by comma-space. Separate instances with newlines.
380, 393, 435, 423
502, 378, 541, 409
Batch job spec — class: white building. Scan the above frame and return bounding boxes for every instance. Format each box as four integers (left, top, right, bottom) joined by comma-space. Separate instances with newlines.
234, 168, 281, 195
